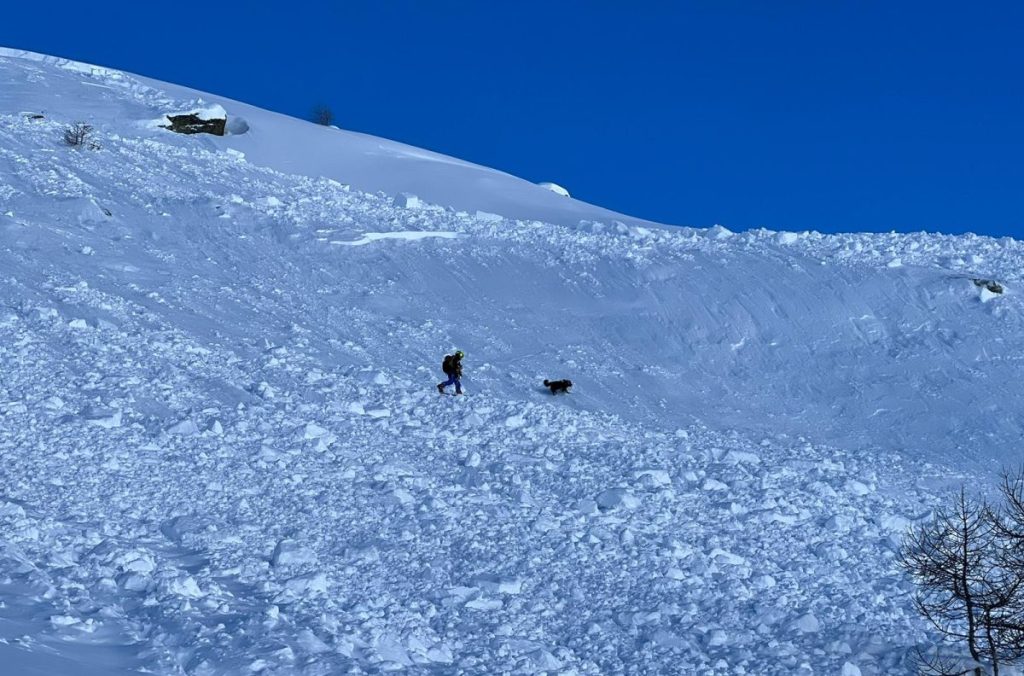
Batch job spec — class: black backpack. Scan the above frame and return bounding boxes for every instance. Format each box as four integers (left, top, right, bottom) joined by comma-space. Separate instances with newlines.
442, 354, 456, 375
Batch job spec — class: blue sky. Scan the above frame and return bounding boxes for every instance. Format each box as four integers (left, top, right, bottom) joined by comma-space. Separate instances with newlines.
4, 2, 1023, 236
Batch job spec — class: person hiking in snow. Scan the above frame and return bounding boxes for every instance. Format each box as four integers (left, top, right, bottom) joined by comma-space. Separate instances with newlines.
437, 350, 464, 395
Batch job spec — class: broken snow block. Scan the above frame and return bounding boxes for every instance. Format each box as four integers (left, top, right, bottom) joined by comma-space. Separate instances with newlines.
394, 193, 423, 209
162, 112, 227, 136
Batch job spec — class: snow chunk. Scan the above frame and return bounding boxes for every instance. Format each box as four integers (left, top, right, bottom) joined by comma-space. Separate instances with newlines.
283, 572, 328, 596
665, 567, 687, 580
845, 479, 873, 496
82, 407, 122, 429
538, 182, 570, 197
115, 551, 156, 575
596, 488, 641, 510
980, 286, 1001, 303
465, 597, 503, 611
528, 649, 562, 671
504, 414, 527, 429
470, 572, 523, 595
722, 450, 761, 465
392, 488, 415, 505
701, 478, 729, 491
167, 418, 200, 436
707, 629, 728, 647
791, 612, 820, 633
394, 193, 424, 209
634, 468, 672, 487
652, 630, 689, 651
50, 615, 80, 628
254, 382, 276, 399
337, 231, 458, 246
297, 629, 332, 654
879, 513, 911, 532
475, 211, 503, 223
709, 548, 746, 566
777, 231, 801, 245
166, 103, 227, 122
226, 117, 250, 135
272, 539, 317, 567
299, 422, 330, 440
164, 575, 203, 598
708, 224, 733, 239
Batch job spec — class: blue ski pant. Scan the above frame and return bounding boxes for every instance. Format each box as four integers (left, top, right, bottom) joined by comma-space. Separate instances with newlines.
440, 374, 462, 394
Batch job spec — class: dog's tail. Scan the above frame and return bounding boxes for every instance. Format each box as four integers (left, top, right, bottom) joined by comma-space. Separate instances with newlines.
543, 379, 550, 386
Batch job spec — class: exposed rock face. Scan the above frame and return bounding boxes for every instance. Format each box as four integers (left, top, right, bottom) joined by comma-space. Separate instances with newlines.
161, 113, 226, 136
972, 278, 1004, 294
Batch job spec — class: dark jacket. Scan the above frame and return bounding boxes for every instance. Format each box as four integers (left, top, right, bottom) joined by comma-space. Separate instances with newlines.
442, 354, 463, 378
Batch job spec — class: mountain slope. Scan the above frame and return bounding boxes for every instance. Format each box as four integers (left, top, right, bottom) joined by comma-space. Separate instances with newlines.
0, 47, 658, 230
0, 47, 1021, 674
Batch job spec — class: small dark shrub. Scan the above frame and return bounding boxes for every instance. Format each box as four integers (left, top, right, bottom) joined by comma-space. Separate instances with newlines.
311, 105, 334, 126
63, 123, 98, 149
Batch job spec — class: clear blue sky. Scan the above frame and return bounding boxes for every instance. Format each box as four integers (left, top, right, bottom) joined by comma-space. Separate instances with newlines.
4, 2, 1023, 236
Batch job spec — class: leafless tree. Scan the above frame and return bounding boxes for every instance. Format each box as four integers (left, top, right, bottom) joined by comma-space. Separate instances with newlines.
994, 469, 1024, 550
311, 105, 334, 126
62, 122, 96, 148
899, 488, 1024, 675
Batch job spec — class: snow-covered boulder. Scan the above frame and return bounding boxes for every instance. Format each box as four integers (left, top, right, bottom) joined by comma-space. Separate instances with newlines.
161, 104, 228, 136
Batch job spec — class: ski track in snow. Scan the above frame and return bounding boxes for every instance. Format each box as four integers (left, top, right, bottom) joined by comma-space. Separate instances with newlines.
0, 48, 1020, 674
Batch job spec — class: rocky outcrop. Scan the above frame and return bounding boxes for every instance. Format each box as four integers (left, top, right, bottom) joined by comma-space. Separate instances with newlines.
972, 278, 1004, 294
161, 112, 226, 136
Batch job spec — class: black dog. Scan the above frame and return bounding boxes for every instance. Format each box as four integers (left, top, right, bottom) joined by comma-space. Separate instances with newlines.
543, 379, 573, 394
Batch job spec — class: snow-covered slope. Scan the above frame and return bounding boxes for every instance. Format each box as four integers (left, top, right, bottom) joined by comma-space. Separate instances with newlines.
0, 47, 1021, 674
0, 47, 656, 231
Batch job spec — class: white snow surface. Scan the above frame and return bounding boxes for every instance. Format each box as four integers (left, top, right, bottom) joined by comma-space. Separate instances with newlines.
0, 46, 1022, 674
